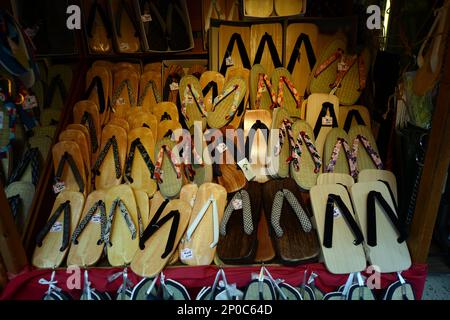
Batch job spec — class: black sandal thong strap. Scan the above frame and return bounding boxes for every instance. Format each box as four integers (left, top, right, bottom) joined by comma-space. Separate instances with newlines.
313, 102, 338, 138
139, 208, 180, 259
83, 76, 106, 115
8, 195, 21, 219
7, 147, 40, 186
323, 194, 364, 248
245, 120, 269, 163
87, 0, 113, 38
343, 109, 366, 133
92, 136, 121, 179
219, 33, 251, 75
202, 80, 219, 101
116, 0, 140, 38
367, 191, 407, 247
71, 200, 107, 246
55, 152, 85, 193
45, 74, 68, 109
286, 33, 317, 73
81, 111, 99, 153
125, 138, 155, 183
253, 32, 282, 68
36, 200, 71, 251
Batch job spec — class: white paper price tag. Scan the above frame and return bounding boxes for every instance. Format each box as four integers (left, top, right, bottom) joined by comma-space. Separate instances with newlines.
322, 116, 333, 126
333, 205, 342, 219
141, 14, 152, 22
186, 95, 194, 104
180, 248, 193, 260
217, 143, 228, 154
232, 198, 243, 210
50, 221, 63, 233
91, 214, 102, 224
53, 181, 66, 194
238, 158, 256, 181
23, 95, 38, 110
120, 42, 130, 51
225, 56, 234, 66
169, 82, 179, 91
116, 97, 126, 106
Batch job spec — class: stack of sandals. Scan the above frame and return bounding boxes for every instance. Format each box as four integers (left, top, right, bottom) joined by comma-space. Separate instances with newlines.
2, 61, 73, 236
31, 38, 414, 300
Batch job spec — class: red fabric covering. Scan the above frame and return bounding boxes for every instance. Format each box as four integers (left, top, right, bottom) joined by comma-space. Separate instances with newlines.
0, 263, 427, 300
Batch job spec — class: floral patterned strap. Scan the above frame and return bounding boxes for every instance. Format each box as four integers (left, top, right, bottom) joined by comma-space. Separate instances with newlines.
330, 54, 358, 90
137, 80, 161, 106
179, 134, 203, 166
298, 131, 322, 173
255, 73, 276, 109
274, 118, 300, 169
92, 136, 122, 179
212, 84, 240, 120
314, 49, 344, 78
112, 79, 135, 112
353, 135, 384, 170
181, 84, 208, 121
154, 145, 182, 183
104, 198, 137, 246
276, 76, 302, 110
325, 138, 358, 179
72, 200, 107, 245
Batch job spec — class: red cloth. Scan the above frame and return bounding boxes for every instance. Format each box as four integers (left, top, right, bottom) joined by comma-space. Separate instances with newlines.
0, 263, 427, 300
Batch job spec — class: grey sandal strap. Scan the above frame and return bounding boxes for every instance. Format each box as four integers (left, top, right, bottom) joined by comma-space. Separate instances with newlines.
220, 190, 253, 236
271, 189, 312, 238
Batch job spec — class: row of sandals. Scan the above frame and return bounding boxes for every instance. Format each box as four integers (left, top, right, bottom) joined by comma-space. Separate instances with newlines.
39, 266, 415, 300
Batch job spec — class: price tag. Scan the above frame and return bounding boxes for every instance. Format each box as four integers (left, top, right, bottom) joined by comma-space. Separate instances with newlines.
217, 143, 228, 154
333, 205, 342, 219
260, 85, 267, 92
116, 97, 126, 106
0, 111, 3, 129
141, 14, 152, 22
53, 181, 66, 194
238, 158, 256, 181
169, 82, 179, 91
186, 95, 194, 104
23, 95, 38, 110
91, 214, 102, 224
50, 221, 63, 233
180, 248, 193, 260
322, 116, 333, 126
120, 42, 130, 51
232, 198, 243, 210
225, 56, 234, 67
338, 61, 349, 72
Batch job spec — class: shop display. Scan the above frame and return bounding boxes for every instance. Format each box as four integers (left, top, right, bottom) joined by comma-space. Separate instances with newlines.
1, 0, 448, 303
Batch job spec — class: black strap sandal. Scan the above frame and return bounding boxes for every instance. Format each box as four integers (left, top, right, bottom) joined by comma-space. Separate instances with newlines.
313, 102, 338, 139
92, 136, 122, 179
343, 109, 366, 133
86, 0, 113, 40
44, 74, 68, 109
286, 33, 317, 73
219, 33, 251, 75
7, 147, 41, 186
83, 76, 107, 116
253, 32, 283, 68
124, 137, 155, 183
36, 200, 72, 252
323, 194, 364, 249
80, 111, 99, 153
55, 152, 85, 193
